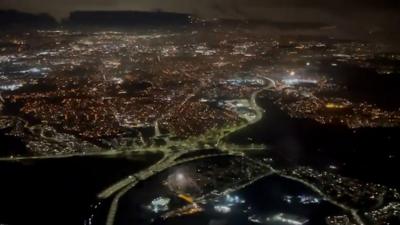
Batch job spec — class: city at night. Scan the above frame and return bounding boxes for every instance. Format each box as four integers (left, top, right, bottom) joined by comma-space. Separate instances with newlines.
0, 1, 399, 225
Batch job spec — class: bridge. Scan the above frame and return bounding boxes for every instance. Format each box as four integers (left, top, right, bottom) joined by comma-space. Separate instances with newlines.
99, 78, 278, 225
102, 150, 274, 225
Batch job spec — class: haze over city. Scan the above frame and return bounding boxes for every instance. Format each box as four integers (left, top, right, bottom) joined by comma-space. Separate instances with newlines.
0, 1, 399, 225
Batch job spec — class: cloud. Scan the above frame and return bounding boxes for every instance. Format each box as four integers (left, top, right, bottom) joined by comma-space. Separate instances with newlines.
0, 0, 399, 26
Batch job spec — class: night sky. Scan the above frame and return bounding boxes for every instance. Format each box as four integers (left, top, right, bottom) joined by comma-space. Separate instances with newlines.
0, 0, 398, 19
1, 0, 399, 35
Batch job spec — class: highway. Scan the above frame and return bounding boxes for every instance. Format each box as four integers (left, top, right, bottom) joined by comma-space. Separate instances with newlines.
99, 78, 277, 199
1, 76, 367, 225
0, 77, 276, 161
281, 174, 366, 225
0, 78, 282, 225
100, 78, 278, 225
103, 151, 275, 225
101, 77, 359, 225
216, 76, 276, 147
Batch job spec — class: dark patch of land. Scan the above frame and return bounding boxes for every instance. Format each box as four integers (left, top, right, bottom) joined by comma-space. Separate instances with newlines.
0, 152, 163, 225
65, 10, 192, 27
0, 10, 57, 28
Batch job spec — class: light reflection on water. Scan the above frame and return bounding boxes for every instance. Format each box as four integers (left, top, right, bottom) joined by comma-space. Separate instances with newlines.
108, 156, 345, 225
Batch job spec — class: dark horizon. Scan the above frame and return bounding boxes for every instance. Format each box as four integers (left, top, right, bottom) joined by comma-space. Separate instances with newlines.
2, 6, 400, 47
1, 0, 399, 25
1, 0, 399, 44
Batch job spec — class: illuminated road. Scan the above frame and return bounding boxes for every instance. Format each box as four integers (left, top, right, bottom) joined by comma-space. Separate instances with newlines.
281, 174, 366, 225
97, 77, 365, 225
250, 77, 276, 124
216, 76, 276, 148
99, 78, 278, 225
99, 78, 277, 199
0, 76, 366, 225
102, 151, 256, 225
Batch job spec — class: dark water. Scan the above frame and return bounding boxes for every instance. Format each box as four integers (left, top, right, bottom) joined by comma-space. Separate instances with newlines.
0, 152, 163, 225
1, 61, 399, 224
113, 156, 246, 225
319, 62, 400, 111
227, 95, 400, 189
0, 129, 29, 156
1, 95, 398, 225
159, 175, 344, 225
109, 157, 344, 225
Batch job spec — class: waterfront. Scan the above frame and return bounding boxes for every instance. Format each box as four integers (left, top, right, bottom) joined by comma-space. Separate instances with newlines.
98, 156, 345, 225
0, 22, 399, 225
157, 175, 345, 225
0, 152, 163, 225
228, 93, 400, 189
